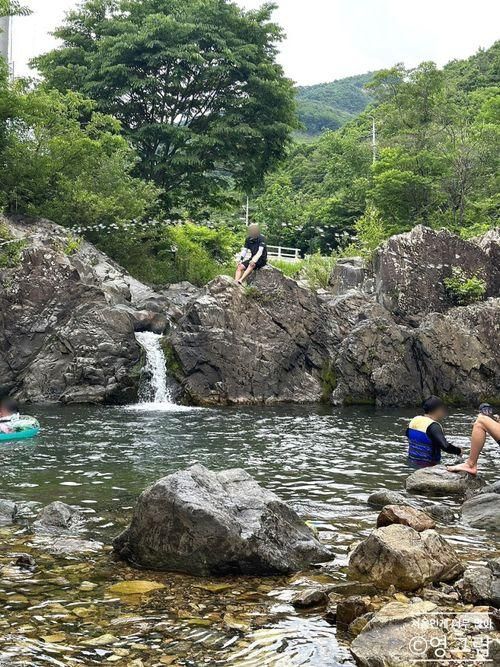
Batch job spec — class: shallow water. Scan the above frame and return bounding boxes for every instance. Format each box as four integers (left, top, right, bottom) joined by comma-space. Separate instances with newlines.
0, 404, 498, 665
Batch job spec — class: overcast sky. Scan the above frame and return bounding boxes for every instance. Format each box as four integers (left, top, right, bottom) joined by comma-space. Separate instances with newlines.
11, 0, 500, 85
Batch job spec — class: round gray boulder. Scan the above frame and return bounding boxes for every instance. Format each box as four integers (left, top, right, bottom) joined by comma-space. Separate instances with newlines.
405, 466, 486, 497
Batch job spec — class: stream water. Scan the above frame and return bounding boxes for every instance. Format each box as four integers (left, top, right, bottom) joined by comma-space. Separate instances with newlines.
0, 402, 499, 665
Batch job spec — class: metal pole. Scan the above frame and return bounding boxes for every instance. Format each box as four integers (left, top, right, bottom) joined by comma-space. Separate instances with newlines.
245, 196, 249, 226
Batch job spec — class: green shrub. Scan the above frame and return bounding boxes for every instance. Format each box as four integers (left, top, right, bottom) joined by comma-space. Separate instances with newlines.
444, 267, 487, 305
0, 223, 25, 268
103, 222, 239, 287
300, 252, 337, 289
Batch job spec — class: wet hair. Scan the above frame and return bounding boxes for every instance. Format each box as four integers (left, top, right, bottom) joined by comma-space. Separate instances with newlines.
422, 396, 445, 414
0, 398, 19, 414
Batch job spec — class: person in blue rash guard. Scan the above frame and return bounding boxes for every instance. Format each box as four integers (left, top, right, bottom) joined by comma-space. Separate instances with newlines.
234, 224, 268, 284
407, 396, 462, 466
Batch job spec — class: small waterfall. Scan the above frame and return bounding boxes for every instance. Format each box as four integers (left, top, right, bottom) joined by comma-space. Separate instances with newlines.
134, 331, 175, 405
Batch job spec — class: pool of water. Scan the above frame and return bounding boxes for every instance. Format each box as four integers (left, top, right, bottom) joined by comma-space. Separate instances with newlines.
0, 404, 498, 665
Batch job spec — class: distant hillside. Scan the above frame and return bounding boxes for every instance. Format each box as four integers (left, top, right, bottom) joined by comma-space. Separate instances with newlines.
444, 39, 500, 91
296, 72, 374, 136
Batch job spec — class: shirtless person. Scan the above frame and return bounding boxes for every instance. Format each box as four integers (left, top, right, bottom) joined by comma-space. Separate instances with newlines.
448, 403, 500, 475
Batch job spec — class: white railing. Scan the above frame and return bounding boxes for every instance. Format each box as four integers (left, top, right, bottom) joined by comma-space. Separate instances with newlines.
267, 245, 301, 262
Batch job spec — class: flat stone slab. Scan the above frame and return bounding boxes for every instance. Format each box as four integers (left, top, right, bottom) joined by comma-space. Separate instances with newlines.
376, 504, 435, 531
405, 466, 486, 497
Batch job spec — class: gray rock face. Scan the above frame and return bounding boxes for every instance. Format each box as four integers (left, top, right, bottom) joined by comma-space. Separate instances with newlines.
461, 493, 500, 531
113, 464, 331, 576
348, 524, 463, 591
0, 499, 17, 526
0, 215, 172, 403
33, 501, 82, 534
405, 466, 486, 498
329, 257, 369, 295
168, 269, 337, 405
374, 225, 500, 323
350, 601, 445, 667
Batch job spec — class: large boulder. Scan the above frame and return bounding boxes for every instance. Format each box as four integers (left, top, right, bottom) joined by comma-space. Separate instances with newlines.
461, 493, 500, 531
0, 216, 171, 403
0, 499, 17, 526
113, 464, 331, 576
350, 600, 445, 667
33, 501, 82, 534
348, 524, 463, 591
405, 466, 486, 498
328, 257, 370, 295
373, 225, 500, 323
167, 268, 337, 405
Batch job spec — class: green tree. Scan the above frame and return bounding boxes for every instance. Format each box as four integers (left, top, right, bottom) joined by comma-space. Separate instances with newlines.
0, 1, 31, 16
0, 82, 158, 229
34, 0, 297, 213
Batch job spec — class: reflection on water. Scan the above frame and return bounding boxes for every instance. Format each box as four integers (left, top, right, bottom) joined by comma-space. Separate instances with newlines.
0, 404, 498, 665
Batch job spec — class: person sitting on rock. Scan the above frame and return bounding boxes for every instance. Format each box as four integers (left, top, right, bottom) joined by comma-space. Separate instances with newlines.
447, 403, 500, 476
235, 224, 267, 284
0, 398, 20, 433
407, 396, 462, 466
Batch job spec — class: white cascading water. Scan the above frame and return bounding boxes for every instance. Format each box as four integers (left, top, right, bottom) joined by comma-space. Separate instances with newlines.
134, 331, 175, 406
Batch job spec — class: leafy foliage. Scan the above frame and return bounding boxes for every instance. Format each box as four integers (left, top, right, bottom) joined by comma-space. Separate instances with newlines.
34, 0, 297, 213
444, 267, 487, 305
0, 82, 158, 229
103, 222, 240, 286
0, 1, 31, 17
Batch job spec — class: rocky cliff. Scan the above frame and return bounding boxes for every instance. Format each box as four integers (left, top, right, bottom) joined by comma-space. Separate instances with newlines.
1, 216, 498, 406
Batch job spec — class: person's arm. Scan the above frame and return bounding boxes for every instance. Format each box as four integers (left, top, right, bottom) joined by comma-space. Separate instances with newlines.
427, 422, 462, 455
238, 244, 250, 264
250, 244, 265, 265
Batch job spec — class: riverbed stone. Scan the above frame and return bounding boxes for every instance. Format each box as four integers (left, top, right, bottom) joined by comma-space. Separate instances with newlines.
113, 464, 331, 576
350, 600, 444, 667
405, 466, 486, 497
376, 505, 435, 531
367, 490, 409, 509
292, 588, 329, 609
0, 499, 17, 526
348, 525, 463, 591
455, 566, 497, 606
33, 501, 82, 534
336, 596, 372, 629
422, 503, 457, 524
461, 492, 500, 531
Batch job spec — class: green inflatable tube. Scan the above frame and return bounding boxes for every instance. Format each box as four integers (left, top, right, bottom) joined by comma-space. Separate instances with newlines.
0, 416, 40, 442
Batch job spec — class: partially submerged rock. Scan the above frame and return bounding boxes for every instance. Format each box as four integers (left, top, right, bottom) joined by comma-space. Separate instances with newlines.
366, 490, 409, 509
113, 465, 331, 576
33, 501, 82, 534
0, 499, 17, 526
405, 466, 486, 497
336, 596, 372, 630
376, 505, 435, 532
292, 588, 329, 609
350, 600, 445, 666
348, 524, 463, 591
461, 493, 500, 531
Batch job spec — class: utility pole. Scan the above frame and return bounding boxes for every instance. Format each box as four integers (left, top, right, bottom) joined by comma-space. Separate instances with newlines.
0, 15, 13, 79
371, 116, 377, 164
245, 196, 249, 226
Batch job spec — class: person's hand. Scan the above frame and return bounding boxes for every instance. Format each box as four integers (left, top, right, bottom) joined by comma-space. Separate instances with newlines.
250, 260, 256, 267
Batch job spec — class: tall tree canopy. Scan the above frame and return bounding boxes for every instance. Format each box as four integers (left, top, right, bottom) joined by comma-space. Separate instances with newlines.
34, 0, 296, 213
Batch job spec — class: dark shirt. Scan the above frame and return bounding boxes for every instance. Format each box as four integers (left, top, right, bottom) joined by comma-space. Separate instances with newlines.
245, 234, 267, 265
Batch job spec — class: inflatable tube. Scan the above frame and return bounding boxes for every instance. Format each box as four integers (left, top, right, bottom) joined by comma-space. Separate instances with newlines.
0, 416, 40, 442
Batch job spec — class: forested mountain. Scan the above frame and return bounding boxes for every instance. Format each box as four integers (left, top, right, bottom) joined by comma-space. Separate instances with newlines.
254, 41, 499, 255
296, 73, 374, 136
